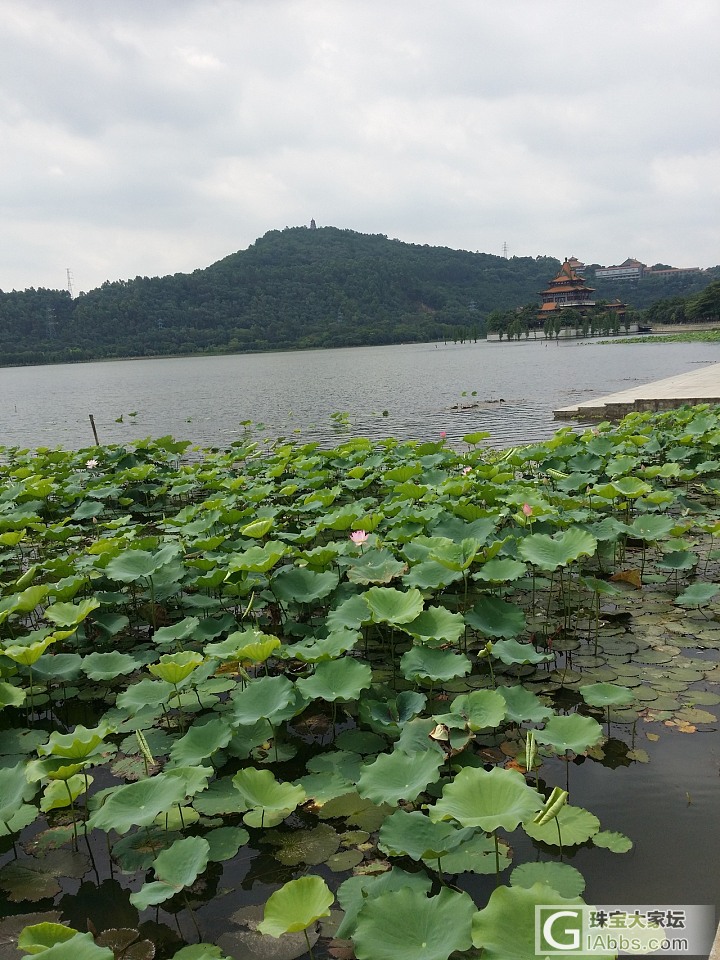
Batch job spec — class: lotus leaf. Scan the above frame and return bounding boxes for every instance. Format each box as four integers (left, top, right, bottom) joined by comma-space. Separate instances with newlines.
498, 685, 553, 723
346, 549, 407, 584
43, 598, 100, 628
429, 766, 543, 832
580, 683, 635, 708
352, 886, 475, 960
466, 596, 526, 638
168, 717, 233, 768
474, 556, 527, 583
40, 774, 92, 812
518, 528, 597, 571
358, 747, 443, 804
403, 606, 465, 647
230, 675, 297, 725
361, 690, 427, 734
232, 768, 305, 817
0, 681, 25, 708
87, 773, 192, 834
437, 689, 506, 730
39, 724, 112, 761
270, 567, 339, 603
18, 932, 113, 960
491, 637, 553, 666
378, 809, 475, 861
18, 921, 79, 954
266, 823, 340, 865
471, 882, 590, 958
0, 850, 90, 902
325, 594, 371, 631
130, 836, 210, 910
535, 714, 604, 754
147, 651, 204, 685
363, 586, 424, 625
400, 646, 471, 683
403, 561, 464, 590
336, 867, 432, 939
0, 761, 37, 823
296, 657, 372, 703
510, 861, 586, 897
431, 830, 510, 875
115, 678, 173, 713
523, 804, 600, 846
284, 628, 359, 662
105, 546, 180, 583
82, 652, 142, 681
258, 876, 333, 937
593, 830, 633, 853
675, 583, 720, 606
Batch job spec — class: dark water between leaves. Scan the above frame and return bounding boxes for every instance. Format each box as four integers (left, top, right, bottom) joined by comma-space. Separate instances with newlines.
1, 338, 718, 451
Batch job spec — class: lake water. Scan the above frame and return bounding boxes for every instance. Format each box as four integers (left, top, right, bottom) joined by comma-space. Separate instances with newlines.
1, 338, 719, 451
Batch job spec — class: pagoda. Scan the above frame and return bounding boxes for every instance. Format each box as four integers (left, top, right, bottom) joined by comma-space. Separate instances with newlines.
538, 259, 595, 324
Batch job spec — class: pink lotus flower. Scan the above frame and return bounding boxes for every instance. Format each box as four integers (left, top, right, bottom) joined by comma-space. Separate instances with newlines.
522, 503, 533, 517
461, 466, 472, 475
439, 431, 447, 439
350, 530, 368, 546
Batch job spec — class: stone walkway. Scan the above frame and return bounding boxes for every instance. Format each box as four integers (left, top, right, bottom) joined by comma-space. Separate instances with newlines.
555, 362, 720, 420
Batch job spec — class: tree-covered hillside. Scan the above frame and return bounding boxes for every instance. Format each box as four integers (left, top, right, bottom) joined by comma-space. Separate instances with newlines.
0, 226, 718, 366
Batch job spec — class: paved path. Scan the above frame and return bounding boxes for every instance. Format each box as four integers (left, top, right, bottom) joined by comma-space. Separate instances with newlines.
555, 362, 720, 420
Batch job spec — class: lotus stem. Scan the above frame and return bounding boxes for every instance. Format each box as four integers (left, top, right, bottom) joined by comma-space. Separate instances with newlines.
303, 928, 315, 960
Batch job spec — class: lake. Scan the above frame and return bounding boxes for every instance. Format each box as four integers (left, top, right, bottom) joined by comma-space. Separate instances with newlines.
1, 338, 719, 451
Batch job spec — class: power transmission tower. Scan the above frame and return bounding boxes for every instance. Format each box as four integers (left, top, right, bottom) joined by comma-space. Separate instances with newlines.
502, 241, 509, 259
66, 268, 74, 298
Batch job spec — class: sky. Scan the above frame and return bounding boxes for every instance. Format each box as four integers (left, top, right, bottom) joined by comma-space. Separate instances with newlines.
1, 0, 719, 294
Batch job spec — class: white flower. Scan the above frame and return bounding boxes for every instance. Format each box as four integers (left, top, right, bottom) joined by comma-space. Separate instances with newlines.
86, 458, 98, 469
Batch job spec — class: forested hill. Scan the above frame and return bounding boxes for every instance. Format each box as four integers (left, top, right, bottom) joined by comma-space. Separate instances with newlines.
0, 226, 718, 366
0, 227, 559, 365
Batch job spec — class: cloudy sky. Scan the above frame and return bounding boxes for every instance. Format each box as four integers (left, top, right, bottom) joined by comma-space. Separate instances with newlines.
1, 0, 719, 294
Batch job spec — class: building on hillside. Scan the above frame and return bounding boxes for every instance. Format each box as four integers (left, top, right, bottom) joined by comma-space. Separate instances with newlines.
566, 256, 586, 274
595, 258, 646, 280
645, 265, 701, 277
538, 259, 626, 329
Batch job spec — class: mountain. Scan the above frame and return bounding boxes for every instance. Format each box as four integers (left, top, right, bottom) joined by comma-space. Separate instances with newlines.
0, 226, 717, 366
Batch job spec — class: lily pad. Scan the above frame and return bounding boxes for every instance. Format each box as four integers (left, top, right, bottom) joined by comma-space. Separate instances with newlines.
357, 748, 442, 804
510, 861, 586, 897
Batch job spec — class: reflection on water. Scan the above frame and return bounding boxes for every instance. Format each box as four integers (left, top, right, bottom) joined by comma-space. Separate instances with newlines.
1, 339, 718, 451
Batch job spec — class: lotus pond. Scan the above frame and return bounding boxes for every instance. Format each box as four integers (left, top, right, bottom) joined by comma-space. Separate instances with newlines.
2, 407, 720, 960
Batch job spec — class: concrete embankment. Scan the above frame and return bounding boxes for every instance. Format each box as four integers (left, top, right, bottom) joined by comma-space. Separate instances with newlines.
554, 363, 720, 420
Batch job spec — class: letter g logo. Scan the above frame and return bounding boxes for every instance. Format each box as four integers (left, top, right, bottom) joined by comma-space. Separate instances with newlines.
542, 910, 582, 951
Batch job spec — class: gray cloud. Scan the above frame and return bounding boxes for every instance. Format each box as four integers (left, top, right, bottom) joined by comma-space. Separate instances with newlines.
1, 0, 718, 292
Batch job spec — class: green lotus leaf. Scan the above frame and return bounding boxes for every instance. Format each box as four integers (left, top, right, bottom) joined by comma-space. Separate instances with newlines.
0, 849, 90, 902
170, 946, 231, 960
466, 596, 526, 638
130, 836, 210, 910
168, 717, 233, 768
352, 886, 475, 960
580, 683, 635, 708
675, 583, 720, 606
474, 557, 527, 583
266, 823, 340, 865
361, 690, 427, 734
357, 748, 442, 804
378, 809, 475, 860
297, 771, 355, 804
403, 561, 463, 590
147, 651, 204, 685
364, 586, 424, 625
115, 678, 173, 713
296, 658, 372, 703
346, 549, 408, 584
232, 768, 306, 813
471, 882, 588, 957
306, 750, 363, 781
226, 541, 287, 574
270, 567, 339, 604
510, 861, 586, 897
39, 724, 111, 761
258, 876, 333, 936
656, 550, 697, 571
438, 689, 506, 731
431, 831, 510, 875
0, 761, 37, 824
230, 674, 297, 725
325, 594, 372, 631
627, 514, 676, 541
82, 652, 142, 681
191, 776, 244, 816
0, 680, 26, 708
87, 773, 191, 834
518, 529, 597, 571
403, 606, 466, 647
105, 546, 180, 583
593, 830, 633, 853
151, 617, 201, 648
429, 537, 482, 572
524, 803, 600, 846
400, 646, 471, 683
18, 921, 79, 954
17, 932, 113, 960
336, 867, 432, 939
43, 598, 100, 628
498, 686, 553, 723
40, 774, 92, 812
204, 826, 250, 862
492, 637, 553, 666
240, 517, 275, 538
611, 476, 652, 498
429, 766, 543, 832
284, 628, 359, 663
535, 714, 604, 754
2, 636, 58, 667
